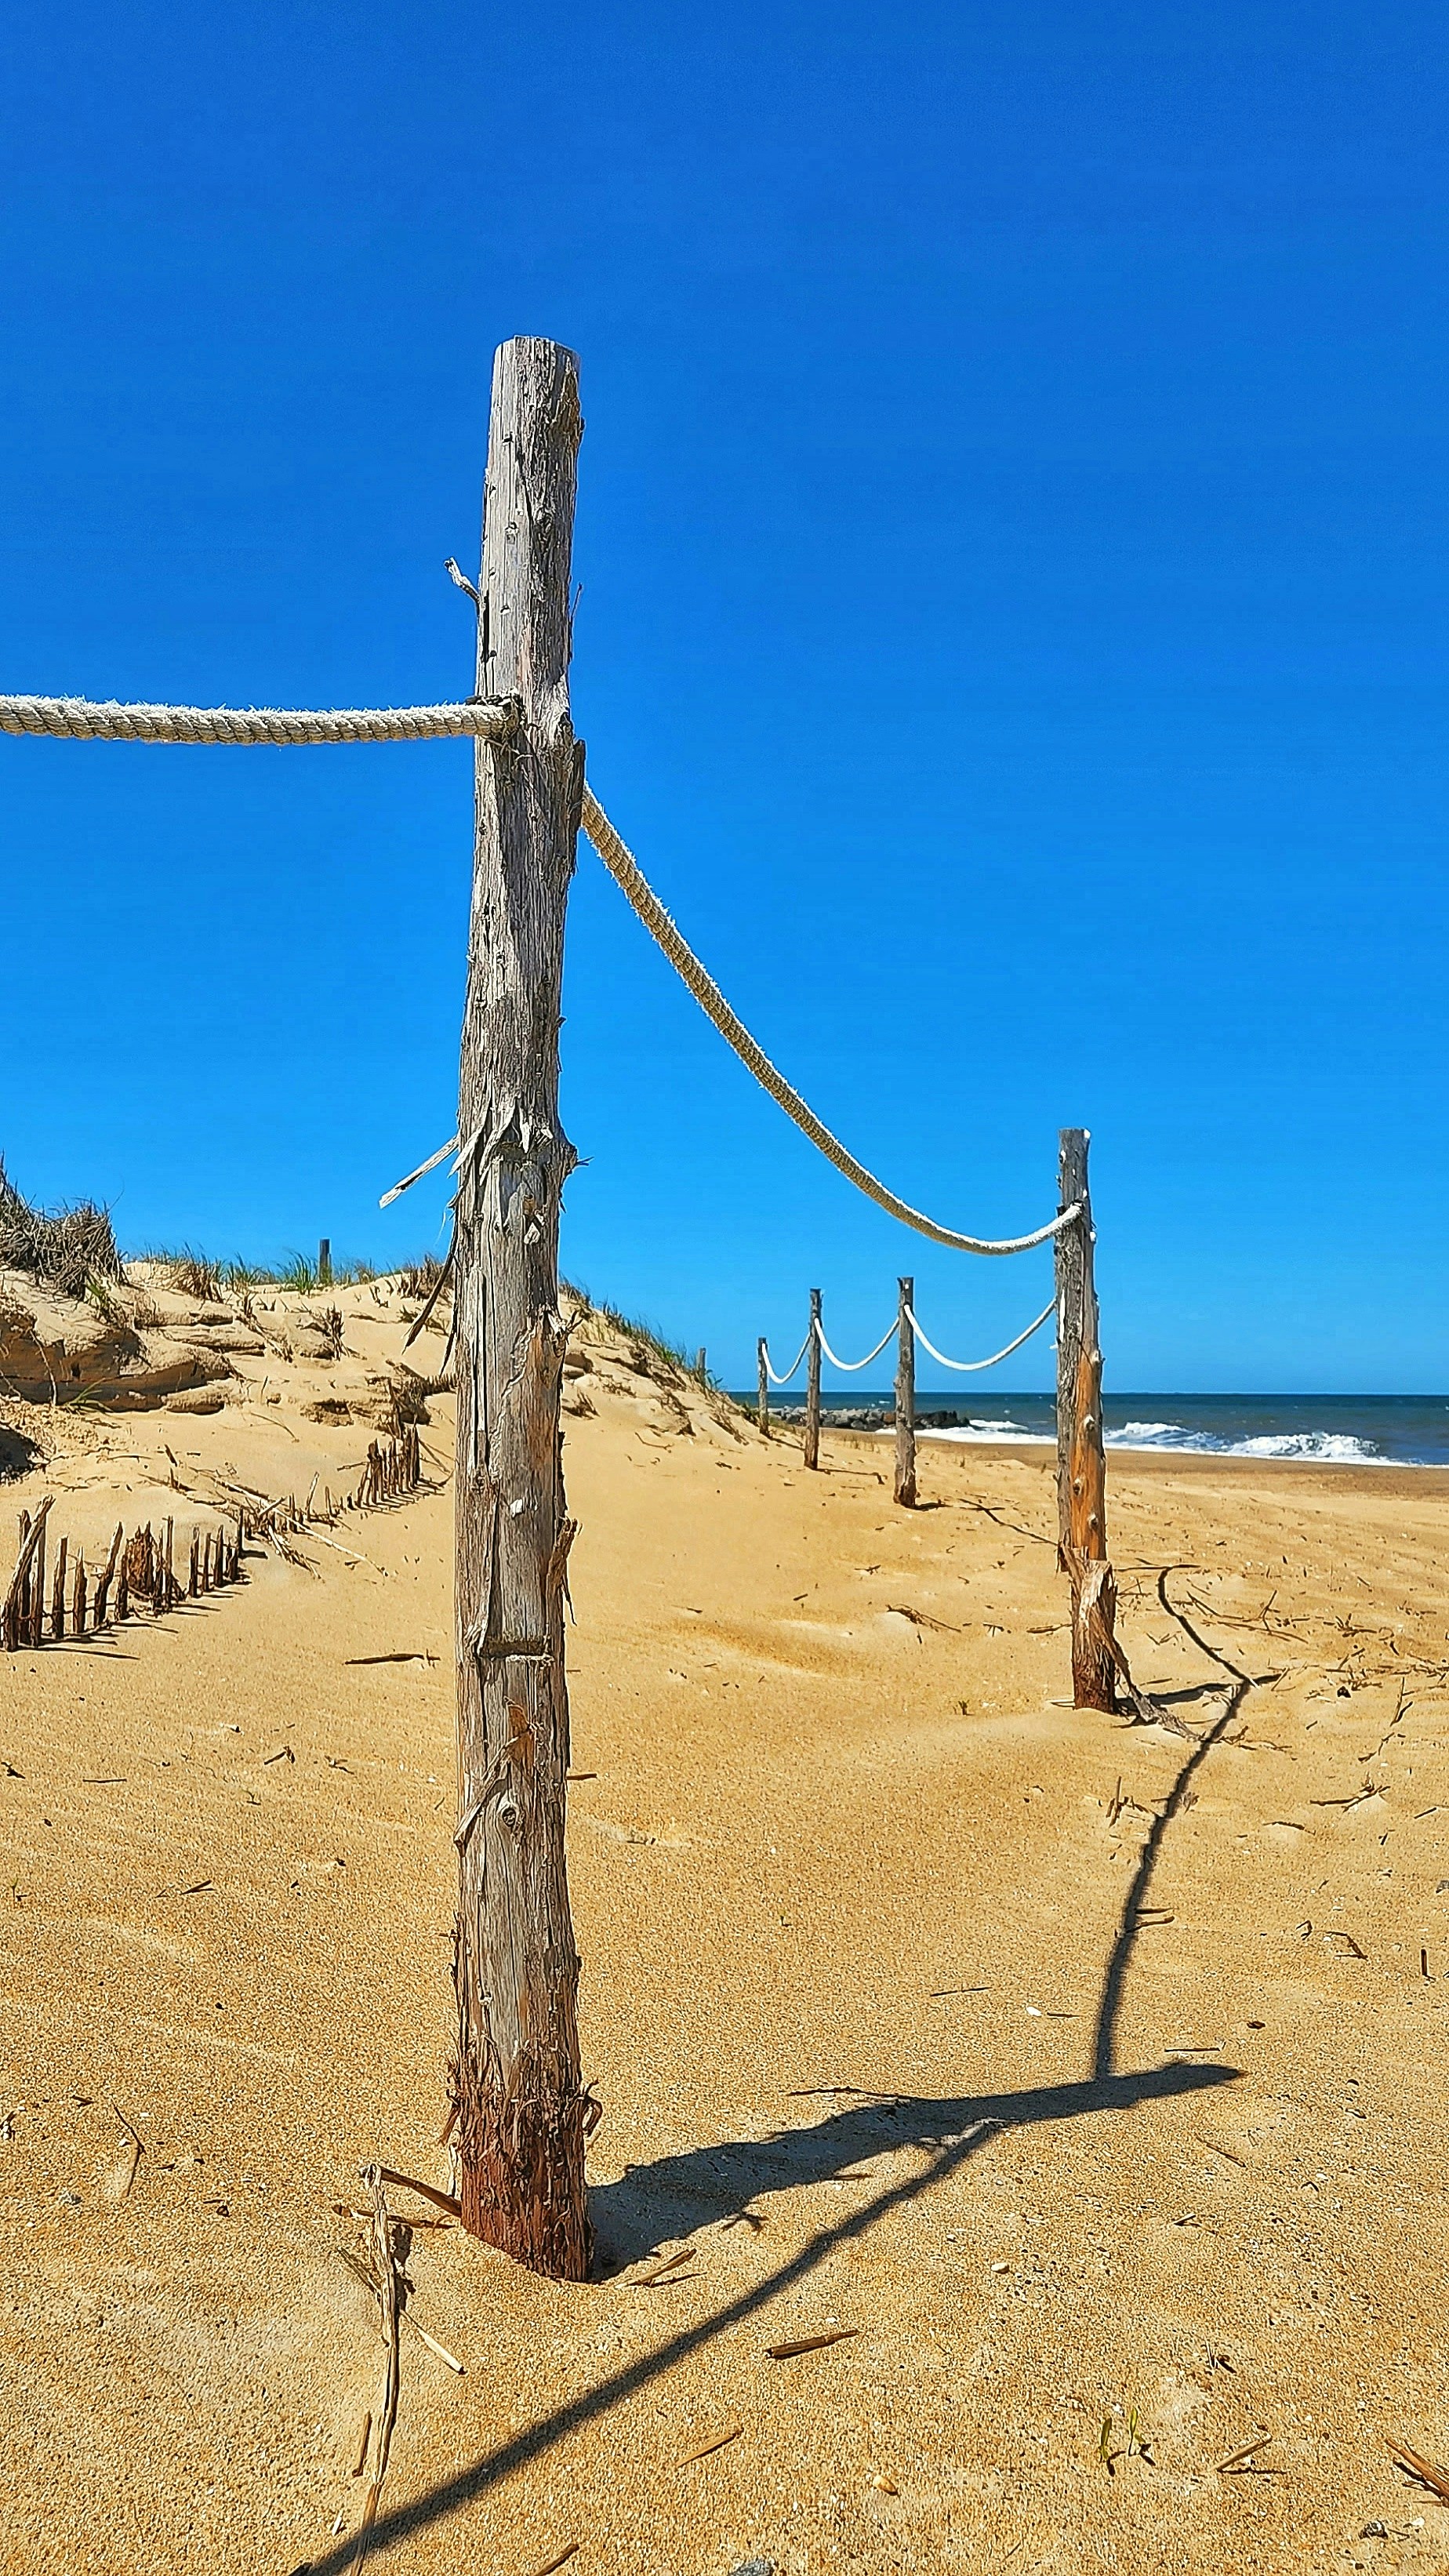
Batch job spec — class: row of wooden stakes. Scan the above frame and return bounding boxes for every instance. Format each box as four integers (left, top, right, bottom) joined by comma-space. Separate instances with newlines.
353, 1423, 422, 1510
0, 1426, 425, 1655
2, 1499, 245, 1652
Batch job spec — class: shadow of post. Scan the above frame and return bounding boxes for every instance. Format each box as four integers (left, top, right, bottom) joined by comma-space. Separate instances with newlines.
1091, 1566, 1255, 2080
291, 2060, 1239, 2576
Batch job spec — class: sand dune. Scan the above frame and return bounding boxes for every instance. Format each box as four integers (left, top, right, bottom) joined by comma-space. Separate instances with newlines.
3, 1284, 1448, 2572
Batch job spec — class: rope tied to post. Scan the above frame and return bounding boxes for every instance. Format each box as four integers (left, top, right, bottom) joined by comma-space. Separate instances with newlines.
0, 692, 521, 747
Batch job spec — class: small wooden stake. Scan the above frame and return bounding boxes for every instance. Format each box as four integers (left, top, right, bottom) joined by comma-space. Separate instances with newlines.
318, 1237, 332, 1287
31, 1511, 45, 1649
894, 1274, 917, 1510
1055, 1128, 1117, 1711
804, 1288, 823, 1471
50, 1535, 67, 1640
757, 1335, 768, 1434
71, 1551, 86, 1637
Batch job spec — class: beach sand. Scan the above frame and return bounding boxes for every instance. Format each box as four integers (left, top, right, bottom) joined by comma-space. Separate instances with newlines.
3, 1289, 1448, 2574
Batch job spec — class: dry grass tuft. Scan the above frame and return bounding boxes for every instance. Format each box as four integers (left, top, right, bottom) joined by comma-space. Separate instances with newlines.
0, 1159, 122, 1302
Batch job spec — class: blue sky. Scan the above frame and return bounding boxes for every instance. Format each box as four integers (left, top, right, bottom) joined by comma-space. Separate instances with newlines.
1, 3, 1444, 1391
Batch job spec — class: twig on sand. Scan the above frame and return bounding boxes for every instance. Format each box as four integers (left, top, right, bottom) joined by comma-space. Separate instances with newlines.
351, 2167, 403, 2558
766, 2327, 859, 2359
528, 2546, 579, 2576
677, 2419, 743, 2465
111, 2102, 143, 2199
1389, 2436, 1449, 2504
1215, 2432, 1273, 2473
369, 2162, 462, 2219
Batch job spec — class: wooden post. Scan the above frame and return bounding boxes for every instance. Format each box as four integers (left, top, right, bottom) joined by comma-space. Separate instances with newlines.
451, 336, 590, 2281
1055, 1128, 1117, 1712
695, 1346, 706, 1380
757, 1335, 768, 1433
894, 1275, 917, 1510
50, 1535, 67, 1640
804, 1288, 823, 1471
71, 1551, 85, 1637
30, 1511, 45, 1649
318, 1237, 332, 1287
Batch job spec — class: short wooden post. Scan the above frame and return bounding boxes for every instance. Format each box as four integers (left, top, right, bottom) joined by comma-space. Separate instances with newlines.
94, 1522, 122, 1627
451, 336, 590, 2280
30, 1511, 45, 1649
756, 1335, 768, 1433
188, 1529, 200, 1598
1055, 1128, 1117, 1711
50, 1535, 67, 1640
894, 1275, 917, 1509
804, 1288, 823, 1471
695, 1346, 706, 1380
318, 1237, 332, 1287
71, 1552, 85, 1637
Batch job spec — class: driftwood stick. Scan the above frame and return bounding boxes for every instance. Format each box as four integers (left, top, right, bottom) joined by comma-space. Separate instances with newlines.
3, 1498, 52, 1650
93, 1521, 124, 1629
30, 1511, 46, 1649
356, 2165, 403, 2548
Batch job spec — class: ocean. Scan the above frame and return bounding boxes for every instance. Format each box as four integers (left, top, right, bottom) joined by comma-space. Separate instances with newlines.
751, 1392, 1449, 1469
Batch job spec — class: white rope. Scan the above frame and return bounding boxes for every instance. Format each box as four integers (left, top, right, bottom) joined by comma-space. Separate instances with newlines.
581, 788, 1079, 1258
761, 1329, 812, 1387
812, 1317, 898, 1372
0, 692, 519, 747
906, 1299, 1055, 1373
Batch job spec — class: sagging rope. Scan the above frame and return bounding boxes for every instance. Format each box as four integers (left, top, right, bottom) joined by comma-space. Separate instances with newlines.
0, 688, 1073, 1255
907, 1299, 1055, 1373
580, 789, 1078, 1259
812, 1319, 898, 1373
761, 1328, 813, 1387
762, 1295, 1055, 1385
0, 692, 520, 747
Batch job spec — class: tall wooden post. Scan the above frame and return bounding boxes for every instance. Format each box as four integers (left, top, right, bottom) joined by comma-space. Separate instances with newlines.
894, 1274, 917, 1509
804, 1288, 823, 1470
451, 338, 590, 2280
1055, 1128, 1117, 1712
757, 1335, 768, 1433
318, 1237, 332, 1287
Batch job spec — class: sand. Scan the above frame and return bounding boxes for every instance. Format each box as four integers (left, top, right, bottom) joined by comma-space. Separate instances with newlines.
3, 1290, 1448, 2574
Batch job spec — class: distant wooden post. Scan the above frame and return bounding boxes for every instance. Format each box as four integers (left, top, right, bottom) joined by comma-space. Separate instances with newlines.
804, 1288, 823, 1470
318, 1237, 332, 1287
1055, 1128, 1117, 1711
451, 337, 590, 2281
894, 1275, 917, 1509
695, 1346, 706, 1380
756, 1335, 768, 1433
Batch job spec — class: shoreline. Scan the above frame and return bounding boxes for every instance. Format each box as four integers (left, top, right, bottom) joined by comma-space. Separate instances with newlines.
807, 1421, 1449, 1499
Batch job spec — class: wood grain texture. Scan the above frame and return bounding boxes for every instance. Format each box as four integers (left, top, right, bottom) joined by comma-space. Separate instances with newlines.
451, 338, 590, 2280
894, 1275, 917, 1509
1055, 1128, 1117, 1711
804, 1288, 823, 1471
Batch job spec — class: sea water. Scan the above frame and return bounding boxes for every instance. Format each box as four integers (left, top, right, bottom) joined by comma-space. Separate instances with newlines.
757, 1393, 1449, 1468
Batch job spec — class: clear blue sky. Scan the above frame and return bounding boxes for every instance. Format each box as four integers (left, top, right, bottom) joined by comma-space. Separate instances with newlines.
1, 4, 1444, 1392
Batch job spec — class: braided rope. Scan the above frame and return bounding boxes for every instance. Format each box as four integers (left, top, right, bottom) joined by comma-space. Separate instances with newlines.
582, 789, 1077, 1256
0, 692, 520, 746
812, 1317, 899, 1373
761, 1328, 813, 1387
906, 1298, 1055, 1373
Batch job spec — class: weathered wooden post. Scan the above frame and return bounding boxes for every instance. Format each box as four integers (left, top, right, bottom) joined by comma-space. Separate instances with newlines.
894, 1274, 917, 1509
451, 337, 591, 2280
1055, 1128, 1117, 1711
804, 1288, 823, 1470
757, 1335, 768, 1433
318, 1237, 332, 1287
